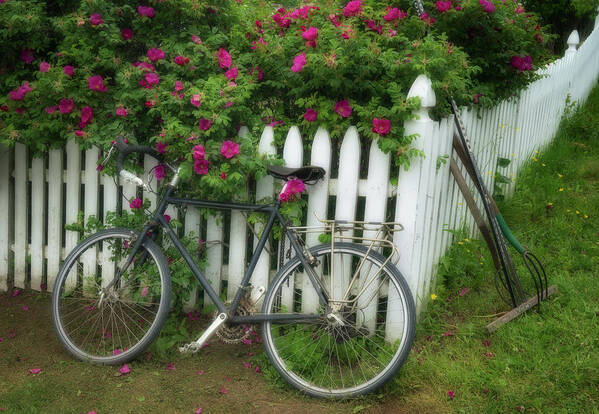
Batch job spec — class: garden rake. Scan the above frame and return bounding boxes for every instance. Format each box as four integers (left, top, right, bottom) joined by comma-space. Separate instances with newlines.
449, 98, 554, 332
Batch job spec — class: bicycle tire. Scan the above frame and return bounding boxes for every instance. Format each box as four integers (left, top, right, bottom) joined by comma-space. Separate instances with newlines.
261, 242, 416, 398
51, 228, 171, 364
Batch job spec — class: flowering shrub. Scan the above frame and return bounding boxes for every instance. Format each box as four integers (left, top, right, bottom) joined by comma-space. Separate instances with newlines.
424, 0, 555, 104
0, 0, 554, 198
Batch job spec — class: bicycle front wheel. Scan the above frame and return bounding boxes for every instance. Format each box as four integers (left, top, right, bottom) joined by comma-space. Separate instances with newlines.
261, 243, 415, 398
51, 228, 171, 364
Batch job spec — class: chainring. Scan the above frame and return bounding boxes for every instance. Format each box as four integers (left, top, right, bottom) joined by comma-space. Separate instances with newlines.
215, 297, 256, 344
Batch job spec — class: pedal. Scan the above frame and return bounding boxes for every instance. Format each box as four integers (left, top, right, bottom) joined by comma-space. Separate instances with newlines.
178, 313, 227, 354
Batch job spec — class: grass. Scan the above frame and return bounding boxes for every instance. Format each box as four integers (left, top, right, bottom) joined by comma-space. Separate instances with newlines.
1, 84, 599, 413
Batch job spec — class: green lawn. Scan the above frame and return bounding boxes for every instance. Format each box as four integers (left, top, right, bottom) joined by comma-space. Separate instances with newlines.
1, 84, 598, 413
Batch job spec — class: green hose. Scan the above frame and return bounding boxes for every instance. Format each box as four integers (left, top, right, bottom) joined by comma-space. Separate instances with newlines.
496, 213, 525, 254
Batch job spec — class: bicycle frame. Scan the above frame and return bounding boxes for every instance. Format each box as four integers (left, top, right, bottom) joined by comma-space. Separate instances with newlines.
121, 183, 329, 325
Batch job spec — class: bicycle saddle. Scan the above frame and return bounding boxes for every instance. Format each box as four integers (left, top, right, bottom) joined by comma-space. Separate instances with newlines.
267, 165, 326, 182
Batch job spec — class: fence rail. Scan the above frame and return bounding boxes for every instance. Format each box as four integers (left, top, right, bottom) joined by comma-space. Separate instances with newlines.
2, 24, 599, 313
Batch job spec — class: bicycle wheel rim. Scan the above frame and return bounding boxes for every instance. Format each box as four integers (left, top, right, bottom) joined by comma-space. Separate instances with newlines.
52, 230, 169, 363
262, 243, 415, 397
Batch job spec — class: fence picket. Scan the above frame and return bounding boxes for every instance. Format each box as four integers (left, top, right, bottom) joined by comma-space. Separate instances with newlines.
358, 139, 390, 332
14, 143, 28, 289
227, 127, 249, 302
204, 214, 223, 306
302, 127, 331, 313
82, 147, 99, 292
250, 126, 275, 304
30, 157, 45, 290
184, 207, 201, 311
47, 150, 63, 291
333, 126, 361, 302
64, 140, 81, 291
0, 144, 10, 291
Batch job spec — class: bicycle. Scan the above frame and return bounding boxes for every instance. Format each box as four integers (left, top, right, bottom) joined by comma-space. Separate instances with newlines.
51, 139, 416, 398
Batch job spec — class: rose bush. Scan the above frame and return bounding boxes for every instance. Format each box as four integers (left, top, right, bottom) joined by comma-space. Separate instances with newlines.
1, 0, 555, 199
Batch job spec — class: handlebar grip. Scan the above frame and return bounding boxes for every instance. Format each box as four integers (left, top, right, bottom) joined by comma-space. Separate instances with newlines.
114, 137, 164, 176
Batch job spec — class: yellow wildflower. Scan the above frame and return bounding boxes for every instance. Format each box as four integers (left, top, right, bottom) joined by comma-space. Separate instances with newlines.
559, 188, 564, 192
431, 294, 438, 300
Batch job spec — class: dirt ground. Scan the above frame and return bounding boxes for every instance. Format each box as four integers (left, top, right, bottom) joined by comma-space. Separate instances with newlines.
0, 291, 444, 414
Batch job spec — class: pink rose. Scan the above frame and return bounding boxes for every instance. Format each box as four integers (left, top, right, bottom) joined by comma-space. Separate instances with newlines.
220, 140, 240, 159
20, 49, 34, 64
302, 27, 318, 41
510, 55, 532, 71
88, 75, 107, 92
9, 82, 32, 101
63, 65, 74, 77
138, 6, 155, 18
45, 106, 59, 114
279, 178, 306, 202
192, 35, 202, 44
39, 61, 50, 72
174, 81, 184, 91
89, 13, 103, 26
217, 48, 232, 69
129, 198, 143, 209
371, 118, 391, 136
156, 142, 167, 154
334, 100, 352, 118
116, 107, 127, 117
303, 108, 317, 122
384, 7, 407, 21
192, 145, 206, 160
225, 67, 238, 80
480, 0, 495, 13
144, 72, 160, 86
291, 52, 306, 73
154, 165, 166, 181
147, 48, 165, 62
190, 94, 201, 107
193, 159, 210, 175
79, 106, 94, 128
121, 28, 133, 39
199, 118, 213, 131
59, 98, 74, 114
435, 1, 452, 13
343, 0, 362, 17
174, 55, 189, 65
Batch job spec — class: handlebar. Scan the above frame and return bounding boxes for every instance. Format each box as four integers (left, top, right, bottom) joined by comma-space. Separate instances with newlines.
114, 138, 165, 176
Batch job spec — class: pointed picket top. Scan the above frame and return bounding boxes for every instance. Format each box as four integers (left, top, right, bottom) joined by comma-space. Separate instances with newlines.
596, 6, 599, 29
258, 125, 275, 156
284, 126, 303, 167
566, 30, 580, 57
238, 125, 249, 138
407, 74, 436, 121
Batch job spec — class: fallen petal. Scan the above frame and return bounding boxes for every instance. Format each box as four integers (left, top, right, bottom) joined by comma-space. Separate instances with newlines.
21, 305, 29, 311
219, 385, 227, 394
29, 368, 42, 374
197, 370, 204, 376
195, 409, 203, 414
120, 364, 130, 374
167, 363, 175, 370
243, 362, 251, 369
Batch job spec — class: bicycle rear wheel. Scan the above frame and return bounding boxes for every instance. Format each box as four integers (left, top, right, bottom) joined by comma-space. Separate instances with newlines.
51, 228, 171, 364
261, 243, 415, 398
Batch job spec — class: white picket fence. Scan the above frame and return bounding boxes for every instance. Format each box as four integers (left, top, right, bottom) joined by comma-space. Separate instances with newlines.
2, 24, 599, 313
